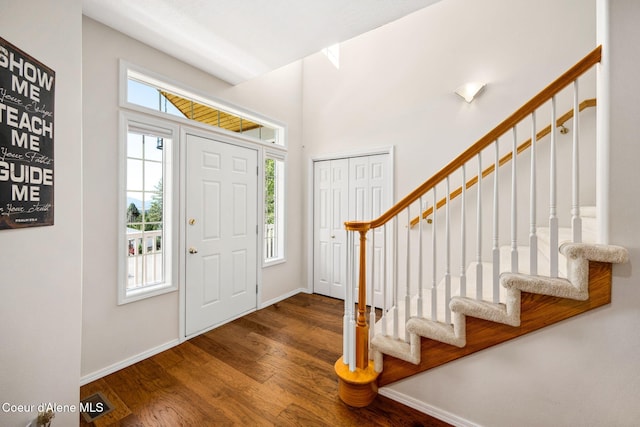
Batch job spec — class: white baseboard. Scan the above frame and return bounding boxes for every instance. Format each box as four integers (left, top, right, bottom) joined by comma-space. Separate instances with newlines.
260, 287, 310, 309
80, 339, 180, 386
378, 386, 479, 427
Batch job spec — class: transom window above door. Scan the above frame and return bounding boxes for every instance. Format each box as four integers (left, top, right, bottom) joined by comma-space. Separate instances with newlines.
122, 63, 284, 146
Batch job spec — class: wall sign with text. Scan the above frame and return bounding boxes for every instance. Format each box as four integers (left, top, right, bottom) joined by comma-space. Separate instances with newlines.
0, 37, 55, 229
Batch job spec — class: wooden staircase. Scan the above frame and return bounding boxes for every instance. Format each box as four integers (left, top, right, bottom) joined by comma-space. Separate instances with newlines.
374, 225, 627, 386
334, 45, 629, 407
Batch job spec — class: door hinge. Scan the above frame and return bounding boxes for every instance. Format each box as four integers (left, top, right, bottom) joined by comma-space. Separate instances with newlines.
256, 224, 258, 234
256, 284, 258, 294
257, 166, 259, 176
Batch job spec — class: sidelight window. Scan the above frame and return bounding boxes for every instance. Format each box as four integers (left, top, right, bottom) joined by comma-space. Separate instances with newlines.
119, 113, 177, 304
264, 153, 285, 264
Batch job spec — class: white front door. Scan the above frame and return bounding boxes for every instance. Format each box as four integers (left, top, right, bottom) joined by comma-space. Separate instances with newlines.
185, 133, 258, 336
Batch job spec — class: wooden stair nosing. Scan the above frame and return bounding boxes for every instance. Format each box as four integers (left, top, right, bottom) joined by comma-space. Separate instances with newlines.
377, 260, 612, 387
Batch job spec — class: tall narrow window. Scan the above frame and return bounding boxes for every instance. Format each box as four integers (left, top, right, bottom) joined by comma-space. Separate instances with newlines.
264, 155, 285, 263
119, 114, 176, 304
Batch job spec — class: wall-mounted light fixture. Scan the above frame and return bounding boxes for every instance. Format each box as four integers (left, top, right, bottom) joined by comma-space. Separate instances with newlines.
455, 82, 486, 103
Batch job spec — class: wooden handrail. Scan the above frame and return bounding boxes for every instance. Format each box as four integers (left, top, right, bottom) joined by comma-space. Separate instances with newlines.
409, 98, 597, 227
344, 45, 601, 232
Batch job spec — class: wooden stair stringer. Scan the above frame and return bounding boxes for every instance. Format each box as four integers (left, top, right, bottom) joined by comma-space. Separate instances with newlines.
377, 260, 612, 387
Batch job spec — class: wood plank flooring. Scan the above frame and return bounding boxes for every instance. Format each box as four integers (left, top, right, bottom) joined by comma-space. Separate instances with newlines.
80, 293, 450, 426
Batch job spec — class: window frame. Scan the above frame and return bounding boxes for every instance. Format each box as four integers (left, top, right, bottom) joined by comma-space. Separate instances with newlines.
263, 151, 287, 266
119, 60, 287, 148
118, 111, 179, 305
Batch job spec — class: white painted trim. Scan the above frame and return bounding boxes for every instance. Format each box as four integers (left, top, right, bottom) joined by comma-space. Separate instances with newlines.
80, 339, 180, 386
311, 145, 395, 162
178, 125, 187, 342
378, 387, 480, 427
263, 258, 287, 268
306, 156, 315, 293
260, 287, 310, 309
596, 0, 610, 245
256, 148, 265, 306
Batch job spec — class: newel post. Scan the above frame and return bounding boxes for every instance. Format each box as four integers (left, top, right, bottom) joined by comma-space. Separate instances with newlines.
335, 221, 379, 407
355, 228, 369, 368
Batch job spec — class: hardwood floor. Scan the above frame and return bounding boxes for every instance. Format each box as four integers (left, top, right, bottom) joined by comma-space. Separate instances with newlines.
80, 293, 451, 426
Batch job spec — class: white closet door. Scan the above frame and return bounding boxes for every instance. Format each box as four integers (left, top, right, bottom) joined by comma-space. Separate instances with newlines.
313, 159, 349, 299
366, 154, 390, 308
313, 154, 391, 306
349, 154, 391, 308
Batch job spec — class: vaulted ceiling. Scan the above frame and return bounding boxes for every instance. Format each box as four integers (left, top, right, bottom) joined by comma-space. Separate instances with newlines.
82, 0, 442, 85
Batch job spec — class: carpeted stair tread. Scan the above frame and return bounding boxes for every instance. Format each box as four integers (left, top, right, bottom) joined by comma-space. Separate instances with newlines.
406, 315, 465, 348
449, 292, 520, 327
371, 333, 420, 365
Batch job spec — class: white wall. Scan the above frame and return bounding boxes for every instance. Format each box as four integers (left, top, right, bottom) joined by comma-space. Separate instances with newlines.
302, 0, 596, 196
0, 1, 83, 426
81, 17, 304, 380
364, 2, 640, 426
301, 0, 597, 292
298, 0, 640, 425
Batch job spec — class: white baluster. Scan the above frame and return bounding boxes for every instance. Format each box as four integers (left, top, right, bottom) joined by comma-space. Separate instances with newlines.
549, 97, 559, 277
511, 127, 518, 273
417, 197, 424, 317
369, 229, 375, 355
445, 176, 451, 324
393, 216, 399, 340
405, 208, 411, 342
343, 230, 350, 365
492, 140, 500, 303
349, 233, 356, 372
572, 80, 582, 243
348, 232, 359, 372
460, 164, 467, 298
382, 223, 388, 336
476, 153, 483, 300
431, 188, 438, 321
530, 112, 538, 276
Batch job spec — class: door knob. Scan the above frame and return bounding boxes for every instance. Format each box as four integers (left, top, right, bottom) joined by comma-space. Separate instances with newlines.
189, 247, 198, 254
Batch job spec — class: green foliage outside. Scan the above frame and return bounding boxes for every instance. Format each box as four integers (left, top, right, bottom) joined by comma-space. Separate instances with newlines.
126, 180, 163, 231
265, 158, 276, 225
145, 181, 163, 230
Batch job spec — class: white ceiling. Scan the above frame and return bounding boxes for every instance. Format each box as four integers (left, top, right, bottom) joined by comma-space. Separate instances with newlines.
82, 0, 442, 85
